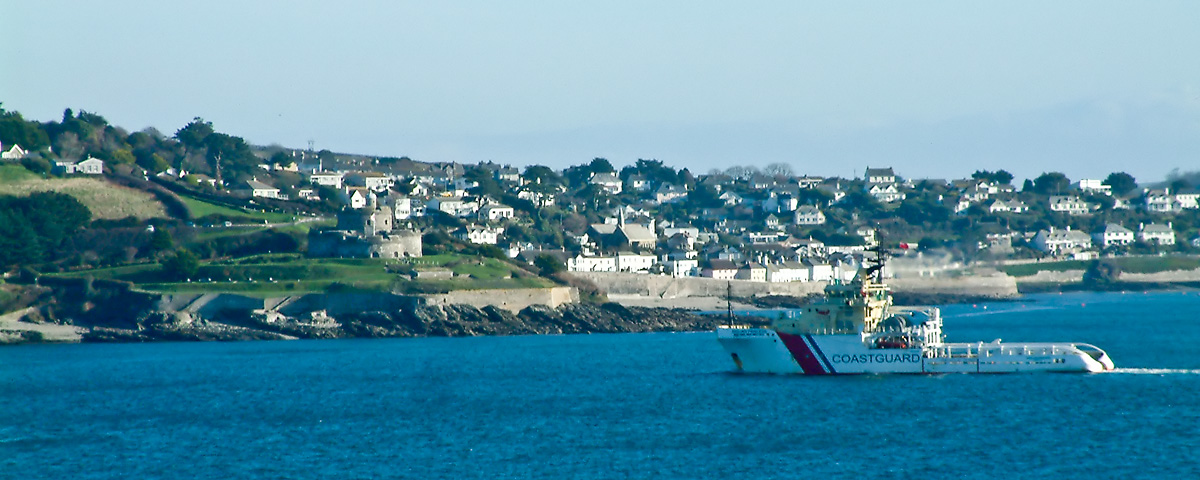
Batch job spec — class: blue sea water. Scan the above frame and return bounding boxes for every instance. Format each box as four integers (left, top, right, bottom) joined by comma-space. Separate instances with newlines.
3, 291, 1200, 479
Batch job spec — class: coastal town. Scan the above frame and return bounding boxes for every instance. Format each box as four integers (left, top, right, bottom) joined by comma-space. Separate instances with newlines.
2, 111, 1200, 290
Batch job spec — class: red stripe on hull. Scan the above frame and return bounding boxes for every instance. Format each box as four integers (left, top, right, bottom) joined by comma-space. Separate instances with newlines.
777, 332, 828, 375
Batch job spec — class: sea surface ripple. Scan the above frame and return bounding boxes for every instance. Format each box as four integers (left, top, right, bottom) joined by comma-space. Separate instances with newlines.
2, 291, 1199, 479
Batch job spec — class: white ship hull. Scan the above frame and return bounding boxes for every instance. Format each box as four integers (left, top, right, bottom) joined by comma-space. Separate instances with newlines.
717, 327, 1114, 374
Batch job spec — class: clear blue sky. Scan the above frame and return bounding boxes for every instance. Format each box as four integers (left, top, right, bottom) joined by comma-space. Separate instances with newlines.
2, 1, 1198, 183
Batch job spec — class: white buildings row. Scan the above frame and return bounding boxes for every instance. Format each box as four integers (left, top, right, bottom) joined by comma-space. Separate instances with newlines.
1034, 223, 1178, 255
566, 253, 857, 283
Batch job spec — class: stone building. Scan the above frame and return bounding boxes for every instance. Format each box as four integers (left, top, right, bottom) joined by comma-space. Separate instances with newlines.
308, 201, 422, 259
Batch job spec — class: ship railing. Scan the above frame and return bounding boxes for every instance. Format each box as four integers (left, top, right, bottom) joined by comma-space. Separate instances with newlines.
932, 342, 1079, 358
718, 324, 758, 330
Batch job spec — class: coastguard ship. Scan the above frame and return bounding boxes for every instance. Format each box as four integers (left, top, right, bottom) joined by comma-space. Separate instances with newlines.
716, 251, 1114, 374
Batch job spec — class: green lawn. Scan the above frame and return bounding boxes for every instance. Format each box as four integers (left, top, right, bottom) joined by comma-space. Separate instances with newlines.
51, 253, 550, 295
1002, 256, 1200, 277
179, 195, 298, 224
0, 164, 38, 182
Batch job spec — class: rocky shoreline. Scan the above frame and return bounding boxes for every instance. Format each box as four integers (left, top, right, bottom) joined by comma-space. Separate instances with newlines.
9, 300, 767, 345
6, 278, 1195, 345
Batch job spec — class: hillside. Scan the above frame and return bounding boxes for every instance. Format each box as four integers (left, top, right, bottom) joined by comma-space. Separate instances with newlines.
0, 164, 166, 219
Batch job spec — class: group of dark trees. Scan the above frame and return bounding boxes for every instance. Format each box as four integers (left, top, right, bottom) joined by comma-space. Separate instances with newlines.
0, 103, 264, 188
0, 192, 92, 268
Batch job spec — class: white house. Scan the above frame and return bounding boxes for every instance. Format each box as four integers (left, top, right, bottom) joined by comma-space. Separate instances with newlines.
616, 251, 656, 273
307, 171, 344, 188
988, 199, 1029, 214
1033, 227, 1093, 255
1, 143, 27, 160
454, 224, 501, 245
1176, 192, 1200, 210
428, 196, 479, 217
567, 255, 617, 272
1048, 195, 1091, 215
388, 196, 412, 220
340, 187, 370, 209
719, 191, 744, 206
1076, 179, 1111, 195
793, 206, 826, 225
406, 179, 431, 197
237, 179, 281, 199
1143, 189, 1173, 213
54, 157, 104, 175
865, 167, 897, 184
804, 259, 835, 282
867, 183, 906, 203
701, 260, 739, 280
589, 172, 622, 194
796, 176, 824, 189
766, 261, 809, 283
792, 237, 826, 258
297, 188, 318, 201
345, 172, 394, 192
1139, 222, 1175, 246
666, 258, 698, 277
517, 188, 556, 207
654, 184, 688, 204
478, 203, 515, 222
817, 184, 846, 204
764, 214, 782, 231
736, 263, 767, 282
625, 175, 650, 191
495, 166, 521, 183
762, 193, 798, 213
1092, 223, 1133, 249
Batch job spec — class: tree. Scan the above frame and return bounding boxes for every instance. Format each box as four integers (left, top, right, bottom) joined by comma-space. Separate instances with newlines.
687, 184, 723, 209
137, 153, 170, 173
204, 132, 257, 182
972, 170, 1013, 185
465, 166, 503, 198
267, 151, 292, 168
534, 254, 566, 276
174, 117, 214, 149
630, 158, 678, 185
0, 104, 51, 150
764, 163, 795, 177
1169, 178, 1192, 194
0, 210, 42, 267
524, 165, 561, 185
1102, 172, 1137, 196
148, 228, 174, 253
588, 157, 614, 174
1033, 172, 1070, 194
17, 192, 92, 250
161, 248, 200, 280
110, 148, 135, 165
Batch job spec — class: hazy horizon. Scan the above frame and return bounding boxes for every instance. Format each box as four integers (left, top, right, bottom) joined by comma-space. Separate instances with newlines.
3, 1, 1198, 184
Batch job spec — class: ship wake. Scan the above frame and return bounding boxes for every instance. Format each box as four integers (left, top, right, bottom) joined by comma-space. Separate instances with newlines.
1106, 368, 1200, 375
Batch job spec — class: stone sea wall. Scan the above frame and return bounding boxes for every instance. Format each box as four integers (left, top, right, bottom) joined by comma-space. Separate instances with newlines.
573, 272, 827, 299
423, 287, 578, 313
575, 271, 1019, 300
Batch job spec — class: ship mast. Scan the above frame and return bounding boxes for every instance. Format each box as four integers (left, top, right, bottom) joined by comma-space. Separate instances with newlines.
726, 281, 733, 326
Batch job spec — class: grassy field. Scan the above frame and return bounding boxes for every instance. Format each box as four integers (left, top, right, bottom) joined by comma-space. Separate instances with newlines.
1001, 256, 1200, 276
52, 253, 551, 295
0, 164, 39, 182
0, 165, 167, 219
179, 194, 299, 224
